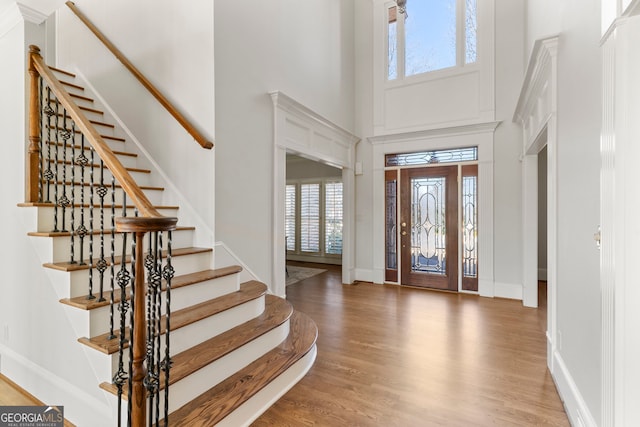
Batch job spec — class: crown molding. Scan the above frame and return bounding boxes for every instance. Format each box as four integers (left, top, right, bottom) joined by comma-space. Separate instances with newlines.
17, 2, 46, 23
368, 121, 501, 145
269, 91, 360, 148
0, 1, 47, 38
513, 35, 559, 125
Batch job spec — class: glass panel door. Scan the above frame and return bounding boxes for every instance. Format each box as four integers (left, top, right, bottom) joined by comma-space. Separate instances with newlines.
400, 166, 458, 290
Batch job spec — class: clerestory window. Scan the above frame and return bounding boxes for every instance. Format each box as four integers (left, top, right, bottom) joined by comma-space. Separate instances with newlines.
387, 0, 477, 80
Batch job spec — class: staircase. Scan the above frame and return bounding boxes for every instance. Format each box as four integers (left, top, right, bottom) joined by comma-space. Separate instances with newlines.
20, 51, 317, 426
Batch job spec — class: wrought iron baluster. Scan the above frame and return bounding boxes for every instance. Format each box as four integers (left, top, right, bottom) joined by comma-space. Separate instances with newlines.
37, 77, 44, 203
96, 160, 108, 302
161, 230, 174, 426
113, 228, 131, 427
109, 174, 117, 339
43, 87, 54, 203
51, 96, 60, 232
144, 233, 158, 424
68, 120, 77, 264
127, 232, 137, 427
76, 134, 89, 265
58, 110, 71, 232
153, 232, 163, 425
87, 147, 96, 300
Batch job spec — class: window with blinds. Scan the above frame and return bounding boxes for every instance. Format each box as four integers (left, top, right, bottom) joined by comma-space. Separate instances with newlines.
285, 180, 343, 257
325, 182, 343, 255
300, 183, 320, 252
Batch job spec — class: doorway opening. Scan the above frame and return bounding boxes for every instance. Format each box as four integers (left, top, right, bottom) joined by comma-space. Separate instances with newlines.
384, 148, 479, 292
285, 154, 343, 268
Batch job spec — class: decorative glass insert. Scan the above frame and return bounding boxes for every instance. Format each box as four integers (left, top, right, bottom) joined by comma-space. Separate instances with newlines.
462, 175, 477, 278
405, 0, 456, 75
465, 0, 477, 64
285, 184, 296, 251
300, 183, 320, 253
388, 6, 398, 80
386, 178, 397, 270
411, 176, 447, 275
325, 182, 343, 255
386, 146, 478, 167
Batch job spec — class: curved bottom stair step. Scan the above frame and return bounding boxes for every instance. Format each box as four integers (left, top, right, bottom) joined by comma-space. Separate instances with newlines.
162, 310, 317, 426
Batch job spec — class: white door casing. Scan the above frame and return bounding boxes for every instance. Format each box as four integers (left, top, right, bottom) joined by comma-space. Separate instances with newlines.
270, 91, 360, 298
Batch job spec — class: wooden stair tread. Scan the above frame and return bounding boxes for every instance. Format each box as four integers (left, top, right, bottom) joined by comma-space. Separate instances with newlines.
17, 202, 176, 210
60, 80, 84, 91
78, 278, 263, 355
50, 66, 76, 77
163, 311, 317, 426
29, 225, 192, 239
62, 265, 242, 311
45, 161, 151, 174
49, 116, 115, 129
46, 141, 135, 157
42, 246, 211, 272
79, 105, 103, 115
48, 92, 93, 103
100, 295, 293, 398
34, 181, 161, 190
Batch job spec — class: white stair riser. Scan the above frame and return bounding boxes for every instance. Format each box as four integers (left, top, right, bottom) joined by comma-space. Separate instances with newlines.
35, 205, 178, 233
47, 227, 193, 263
84, 272, 242, 338
43, 183, 163, 208
87, 292, 263, 378
42, 145, 137, 168
161, 320, 290, 414
41, 164, 150, 188
66, 251, 213, 298
104, 320, 291, 415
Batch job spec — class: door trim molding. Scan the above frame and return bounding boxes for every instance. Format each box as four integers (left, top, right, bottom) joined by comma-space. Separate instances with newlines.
270, 91, 360, 297
369, 122, 498, 297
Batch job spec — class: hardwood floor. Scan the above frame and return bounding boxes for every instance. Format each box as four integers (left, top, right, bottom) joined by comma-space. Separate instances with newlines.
253, 264, 568, 426
0, 374, 75, 426
0, 268, 564, 426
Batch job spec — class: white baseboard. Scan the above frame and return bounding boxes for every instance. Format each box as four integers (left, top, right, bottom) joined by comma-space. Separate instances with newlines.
538, 268, 548, 281
494, 281, 523, 300
551, 349, 597, 427
0, 343, 114, 427
354, 268, 373, 283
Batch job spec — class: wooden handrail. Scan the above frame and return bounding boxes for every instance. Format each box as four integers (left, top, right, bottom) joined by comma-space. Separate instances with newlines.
29, 45, 170, 221
65, 1, 213, 150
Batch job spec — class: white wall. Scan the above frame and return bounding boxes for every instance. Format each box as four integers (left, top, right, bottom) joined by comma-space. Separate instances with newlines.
493, 0, 525, 290
286, 155, 341, 181
56, 0, 215, 245
526, 0, 602, 423
354, 0, 375, 281
214, 0, 355, 287
538, 146, 548, 277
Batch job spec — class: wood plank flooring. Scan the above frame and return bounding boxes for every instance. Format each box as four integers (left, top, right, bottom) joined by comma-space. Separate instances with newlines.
253, 263, 568, 426
0, 374, 76, 426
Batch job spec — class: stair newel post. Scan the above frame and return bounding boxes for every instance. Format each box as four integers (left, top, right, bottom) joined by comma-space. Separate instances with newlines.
116, 216, 177, 427
27, 45, 42, 203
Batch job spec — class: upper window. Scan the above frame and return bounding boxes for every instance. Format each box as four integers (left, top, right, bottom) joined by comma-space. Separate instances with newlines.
388, 0, 477, 80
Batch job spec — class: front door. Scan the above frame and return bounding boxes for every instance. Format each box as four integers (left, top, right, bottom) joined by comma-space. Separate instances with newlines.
400, 166, 458, 290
